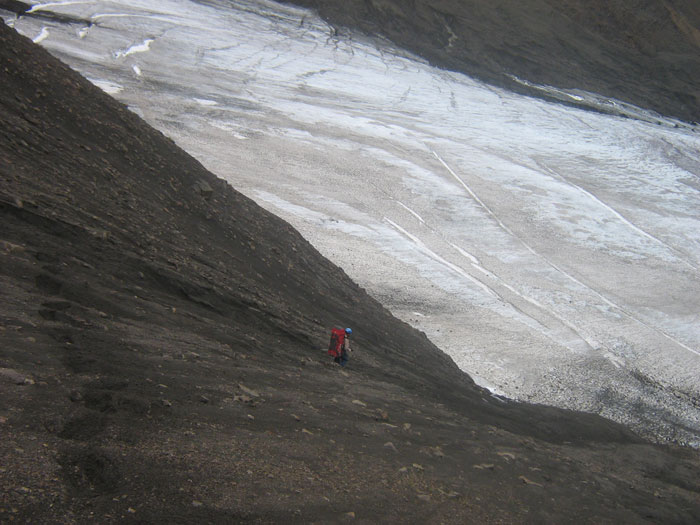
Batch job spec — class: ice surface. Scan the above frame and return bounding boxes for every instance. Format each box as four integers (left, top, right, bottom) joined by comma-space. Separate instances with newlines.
5, 0, 699, 444
32, 26, 49, 43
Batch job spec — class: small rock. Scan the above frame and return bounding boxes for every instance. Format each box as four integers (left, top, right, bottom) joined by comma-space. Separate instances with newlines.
383, 442, 398, 453
402, 423, 411, 431
375, 409, 389, 421
198, 395, 209, 404
38, 309, 56, 320
412, 464, 424, 471
473, 463, 495, 470
518, 475, 543, 487
238, 384, 260, 398
192, 500, 203, 507
345, 511, 355, 519
161, 399, 172, 407
41, 300, 71, 311
301, 428, 313, 435
1, 240, 25, 253
192, 180, 213, 199
247, 414, 255, 420
497, 451, 516, 461
417, 494, 431, 502
352, 399, 367, 407
0, 368, 28, 385
127, 508, 136, 514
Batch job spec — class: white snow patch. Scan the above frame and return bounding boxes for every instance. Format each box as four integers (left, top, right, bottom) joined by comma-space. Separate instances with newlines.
87, 78, 123, 94
32, 27, 50, 43
27, 1, 91, 13
209, 122, 248, 140
115, 38, 154, 59
194, 98, 217, 106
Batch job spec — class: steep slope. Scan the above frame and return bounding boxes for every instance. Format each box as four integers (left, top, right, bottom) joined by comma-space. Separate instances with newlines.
283, 0, 700, 123
2, 21, 700, 523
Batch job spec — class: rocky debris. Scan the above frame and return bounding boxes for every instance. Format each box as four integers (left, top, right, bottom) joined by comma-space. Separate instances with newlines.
69, 390, 83, 402
374, 408, 389, 421
192, 180, 213, 200
518, 475, 543, 487
420, 446, 445, 458
238, 383, 260, 398
0, 368, 32, 385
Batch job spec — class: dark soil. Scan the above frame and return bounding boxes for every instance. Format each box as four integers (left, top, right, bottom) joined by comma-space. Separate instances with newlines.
283, 0, 700, 123
1, 19, 699, 524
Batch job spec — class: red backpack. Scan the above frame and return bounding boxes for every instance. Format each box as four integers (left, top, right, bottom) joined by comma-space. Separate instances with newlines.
327, 327, 345, 357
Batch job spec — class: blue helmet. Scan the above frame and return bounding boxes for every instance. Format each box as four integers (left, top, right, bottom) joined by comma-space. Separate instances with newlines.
345, 328, 352, 335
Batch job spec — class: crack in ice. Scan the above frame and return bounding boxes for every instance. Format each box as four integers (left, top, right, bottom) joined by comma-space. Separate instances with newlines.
434, 150, 700, 357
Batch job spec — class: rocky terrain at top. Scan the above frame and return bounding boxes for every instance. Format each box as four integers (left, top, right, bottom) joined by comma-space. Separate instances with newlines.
284, 0, 700, 123
1, 6, 700, 524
